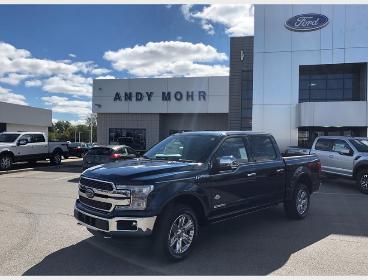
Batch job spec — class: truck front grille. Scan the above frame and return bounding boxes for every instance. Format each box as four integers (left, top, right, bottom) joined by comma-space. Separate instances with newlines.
80, 176, 114, 191
79, 196, 112, 211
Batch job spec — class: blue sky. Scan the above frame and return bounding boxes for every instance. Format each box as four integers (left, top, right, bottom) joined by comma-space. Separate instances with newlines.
0, 4, 253, 124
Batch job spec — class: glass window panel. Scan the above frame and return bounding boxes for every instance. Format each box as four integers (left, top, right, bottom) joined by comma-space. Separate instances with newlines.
344, 89, 353, 100
327, 74, 344, 79
310, 79, 326, 89
327, 79, 343, 89
299, 80, 310, 89
344, 78, 353, 89
326, 89, 344, 100
310, 90, 326, 100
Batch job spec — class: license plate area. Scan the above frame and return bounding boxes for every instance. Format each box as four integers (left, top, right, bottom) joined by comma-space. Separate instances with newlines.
75, 210, 109, 231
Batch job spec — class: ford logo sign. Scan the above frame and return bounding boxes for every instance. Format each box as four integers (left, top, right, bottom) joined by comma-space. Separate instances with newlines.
285, 13, 329, 32
85, 188, 95, 199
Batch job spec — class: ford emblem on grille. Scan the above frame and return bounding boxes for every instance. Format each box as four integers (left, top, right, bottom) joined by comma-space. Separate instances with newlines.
285, 13, 329, 32
85, 188, 95, 199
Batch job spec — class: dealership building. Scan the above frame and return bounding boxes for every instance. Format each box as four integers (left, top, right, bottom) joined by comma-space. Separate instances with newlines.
93, 4, 368, 152
0, 101, 52, 136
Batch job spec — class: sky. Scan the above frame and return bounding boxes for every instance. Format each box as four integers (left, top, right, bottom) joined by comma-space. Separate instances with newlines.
0, 4, 254, 124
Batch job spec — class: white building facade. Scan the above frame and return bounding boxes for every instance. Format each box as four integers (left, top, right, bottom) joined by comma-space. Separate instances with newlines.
93, 76, 229, 150
253, 5, 368, 151
0, 102, 52, 137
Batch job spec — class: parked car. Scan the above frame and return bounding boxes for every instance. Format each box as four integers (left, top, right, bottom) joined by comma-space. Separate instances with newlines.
0, 132, 69, 170
82, 145, 138, 171
310, 136, 368, 194
74, 131, 320, 260
68, 142, 91, 158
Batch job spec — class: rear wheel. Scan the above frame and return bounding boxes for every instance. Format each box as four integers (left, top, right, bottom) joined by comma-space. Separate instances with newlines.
50, 151, 62, 165
154, 203, 199, 261
0, 154, 13, 171
356, 169, 368, 194
284, 183, 310, 219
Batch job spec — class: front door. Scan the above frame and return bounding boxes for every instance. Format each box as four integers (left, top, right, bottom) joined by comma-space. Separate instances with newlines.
329, 139, 355, 176
204, 137, 257, 217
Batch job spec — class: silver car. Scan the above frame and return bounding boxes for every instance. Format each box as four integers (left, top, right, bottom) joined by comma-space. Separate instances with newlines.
310, 136, 368, 194
82, 145, 138, 171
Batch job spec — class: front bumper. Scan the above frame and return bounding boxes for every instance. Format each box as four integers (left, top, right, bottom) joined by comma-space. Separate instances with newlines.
74, 206, 157, 237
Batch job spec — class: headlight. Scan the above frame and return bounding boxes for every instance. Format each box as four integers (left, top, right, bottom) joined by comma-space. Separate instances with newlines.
115, 185, 154, 210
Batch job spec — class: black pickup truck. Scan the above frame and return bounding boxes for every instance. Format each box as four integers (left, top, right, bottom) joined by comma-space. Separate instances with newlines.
74, 131, 320, 260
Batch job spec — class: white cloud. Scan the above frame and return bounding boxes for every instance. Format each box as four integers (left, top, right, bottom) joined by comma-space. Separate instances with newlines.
0, 73, 31, 85
42, 95, 91, 119
103, 41, 228, 77
0, 86, 27, 105
95, 75, 116, 79
181, 4, 254, 36
91, 68, 111, 75
68, 53, 77, 58
42, 74, 92, 97
0, 41, 113, 100
25, 79, 42, 87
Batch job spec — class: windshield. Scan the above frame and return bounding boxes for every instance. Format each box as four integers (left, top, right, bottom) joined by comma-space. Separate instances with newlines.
0, 133, 20, 143
87, 147, 112, 155
349, 139, 368, 152
144, 134, 222, 163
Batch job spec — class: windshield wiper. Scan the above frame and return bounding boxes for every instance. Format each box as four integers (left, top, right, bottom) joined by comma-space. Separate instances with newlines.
176, 159, 198, 163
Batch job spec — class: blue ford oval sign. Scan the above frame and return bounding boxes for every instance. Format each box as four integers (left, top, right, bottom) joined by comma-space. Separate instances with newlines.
285, 13, 329, 32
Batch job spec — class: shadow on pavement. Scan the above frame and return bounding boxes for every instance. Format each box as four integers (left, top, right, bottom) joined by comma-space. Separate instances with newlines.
23, 190, 368, 275
0, 159, 83, 175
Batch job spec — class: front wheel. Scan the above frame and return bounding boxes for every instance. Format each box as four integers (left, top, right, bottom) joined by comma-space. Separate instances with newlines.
50, 151, 62, 165
0, 154, 13, 171
356, 170, 368, 194
154, 203, 199, 261
284, 183, 310, 219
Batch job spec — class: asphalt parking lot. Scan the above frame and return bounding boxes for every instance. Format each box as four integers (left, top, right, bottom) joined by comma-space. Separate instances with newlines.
0, 159, 367, 275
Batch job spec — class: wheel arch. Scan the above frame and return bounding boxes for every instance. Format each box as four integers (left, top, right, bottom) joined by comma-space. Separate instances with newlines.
353, 162, 368, 179
0, 150, 15, 159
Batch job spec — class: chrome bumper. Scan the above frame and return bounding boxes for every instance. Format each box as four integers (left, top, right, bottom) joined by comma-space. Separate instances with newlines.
74, 206, 157, 236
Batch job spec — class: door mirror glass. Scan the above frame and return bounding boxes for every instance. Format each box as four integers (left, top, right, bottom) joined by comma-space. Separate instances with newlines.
18, 139, 28, 146
214, 156, 239, 172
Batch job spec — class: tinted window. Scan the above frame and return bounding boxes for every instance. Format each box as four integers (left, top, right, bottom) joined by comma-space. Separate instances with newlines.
144, 134, 221, 163
32, 134, 45, 143
350, 139, 368, 152
109, 128, 146, 150
115, 148, 128, 156
19, 134, 33, 143
126, 147, 137, 155
88, 147, 112, 155
332, 140, 352, 154
315, 139, 334, 151
248, 135, 277, 162
215, 137, 248, 162
0, 133, 20, 143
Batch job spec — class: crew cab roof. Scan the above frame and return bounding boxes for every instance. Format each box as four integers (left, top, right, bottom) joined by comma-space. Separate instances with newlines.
174, 131, 271, 137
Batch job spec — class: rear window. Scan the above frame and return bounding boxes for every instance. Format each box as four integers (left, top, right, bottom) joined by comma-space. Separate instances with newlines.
248, 135, 277, 162
88, 147, 112, 155
315, 139, 334, 151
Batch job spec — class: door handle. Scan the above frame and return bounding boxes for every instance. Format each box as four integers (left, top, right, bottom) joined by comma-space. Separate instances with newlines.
247, 172, 256, 177
328, 155, 334, 158
276, 168, 284, 173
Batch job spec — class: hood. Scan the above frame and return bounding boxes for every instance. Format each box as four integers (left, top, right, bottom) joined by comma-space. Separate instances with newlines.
82, 158, 203, 184
0, 143, 14, 148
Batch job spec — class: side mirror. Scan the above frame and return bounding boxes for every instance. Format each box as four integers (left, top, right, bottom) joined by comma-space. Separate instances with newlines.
338, 148, 352, 156
18, 139, 28, 146
214, 156, 239, 172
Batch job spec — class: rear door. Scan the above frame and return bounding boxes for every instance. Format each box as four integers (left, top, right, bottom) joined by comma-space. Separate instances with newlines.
31, 134, 48, 158
247, 135, 286, 205
311, 138, 334, 173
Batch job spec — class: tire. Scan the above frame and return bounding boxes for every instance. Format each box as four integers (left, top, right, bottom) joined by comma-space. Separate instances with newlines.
50, 151, 62, 166
153, 203, 199, 261
356, 169, 368, 194
284, 183, 310, 219
0, 154, 13, 171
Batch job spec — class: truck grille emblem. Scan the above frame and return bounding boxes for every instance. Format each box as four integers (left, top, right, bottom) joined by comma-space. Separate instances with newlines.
85, 188, 95, 199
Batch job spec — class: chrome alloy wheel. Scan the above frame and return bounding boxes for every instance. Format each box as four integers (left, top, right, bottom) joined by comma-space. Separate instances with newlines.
0, 156, 11, 170
296, 189, 309, 215
360, 174, 368, 190
168, 213, 195, 255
